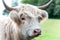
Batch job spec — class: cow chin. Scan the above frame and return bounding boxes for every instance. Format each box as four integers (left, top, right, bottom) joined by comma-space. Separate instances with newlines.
28, 33, 41, 38
21, 35, 40, 40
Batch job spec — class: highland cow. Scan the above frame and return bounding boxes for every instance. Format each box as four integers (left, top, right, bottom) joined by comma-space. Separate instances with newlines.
0, 0, 52, 40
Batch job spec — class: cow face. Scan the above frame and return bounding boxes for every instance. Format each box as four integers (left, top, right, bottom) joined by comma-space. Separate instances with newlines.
9, 10, 42, 38
19, 11, 41, 38
9, 4, 48, 39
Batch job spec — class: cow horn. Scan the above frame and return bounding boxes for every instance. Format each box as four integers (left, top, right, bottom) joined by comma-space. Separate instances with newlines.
38, 0, 53, 10
2, 0, 16, 11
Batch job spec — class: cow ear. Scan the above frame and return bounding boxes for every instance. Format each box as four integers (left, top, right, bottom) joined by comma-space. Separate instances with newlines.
38, 10, 48, 23
9, 10, 20, 25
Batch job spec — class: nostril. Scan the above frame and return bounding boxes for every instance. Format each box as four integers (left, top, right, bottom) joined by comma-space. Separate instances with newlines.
34, 30, 37, 33
34, 29, 41, 34
33, 29, 41, 37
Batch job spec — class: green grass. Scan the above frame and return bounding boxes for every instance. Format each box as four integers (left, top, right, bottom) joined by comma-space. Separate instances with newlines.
33, 19, 60, 40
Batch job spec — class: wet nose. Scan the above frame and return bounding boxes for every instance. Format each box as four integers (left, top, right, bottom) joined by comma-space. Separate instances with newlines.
33, 29, 41, 36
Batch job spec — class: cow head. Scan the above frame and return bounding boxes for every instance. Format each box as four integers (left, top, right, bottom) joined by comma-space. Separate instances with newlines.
9, 9, 42, 39
2, 0, 52, 40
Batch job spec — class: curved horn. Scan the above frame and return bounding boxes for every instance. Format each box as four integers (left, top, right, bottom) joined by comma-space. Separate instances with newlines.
2, 0, 15, 11
38, 0, 53, 10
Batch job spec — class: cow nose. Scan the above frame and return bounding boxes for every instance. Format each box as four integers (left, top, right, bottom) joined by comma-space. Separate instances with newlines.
33, 29, 41, 36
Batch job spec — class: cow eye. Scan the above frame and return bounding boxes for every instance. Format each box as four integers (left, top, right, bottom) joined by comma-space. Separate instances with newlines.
21, 17, 25, 20
20, 14, 25, 20
38, 17, 42, 19
38, 16, 42, 22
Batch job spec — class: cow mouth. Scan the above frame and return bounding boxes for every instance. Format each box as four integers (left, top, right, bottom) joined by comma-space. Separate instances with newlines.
29, 33, 41, 38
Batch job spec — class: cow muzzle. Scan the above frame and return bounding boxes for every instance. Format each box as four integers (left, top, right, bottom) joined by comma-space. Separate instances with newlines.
33, 29, 41, 37
28, 29, 41, 38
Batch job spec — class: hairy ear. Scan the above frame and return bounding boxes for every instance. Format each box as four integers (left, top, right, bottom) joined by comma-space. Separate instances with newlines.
38, 10, 48, 23
9, 10, 20, 25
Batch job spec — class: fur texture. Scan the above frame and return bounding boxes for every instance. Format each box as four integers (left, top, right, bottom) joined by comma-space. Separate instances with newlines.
0, 4, 48, 40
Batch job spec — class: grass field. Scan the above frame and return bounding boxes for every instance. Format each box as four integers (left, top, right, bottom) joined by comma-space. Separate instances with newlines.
33, 19, 60, 40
